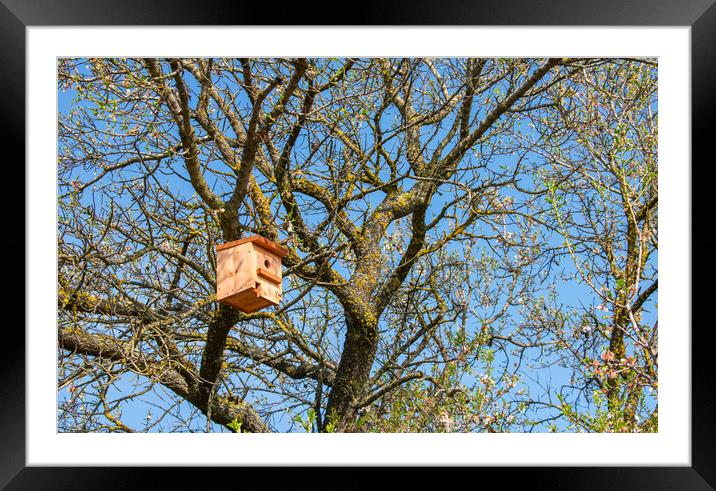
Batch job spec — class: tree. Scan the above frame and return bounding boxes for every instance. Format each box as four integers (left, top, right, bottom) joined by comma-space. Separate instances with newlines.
525, 60, 658, 431
57, 57, 657, 433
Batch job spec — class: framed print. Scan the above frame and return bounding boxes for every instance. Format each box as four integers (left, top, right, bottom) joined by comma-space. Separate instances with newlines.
3, 0, 715, 488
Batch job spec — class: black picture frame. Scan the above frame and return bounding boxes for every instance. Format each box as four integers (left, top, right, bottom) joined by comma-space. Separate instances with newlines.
3, 0, 714, 487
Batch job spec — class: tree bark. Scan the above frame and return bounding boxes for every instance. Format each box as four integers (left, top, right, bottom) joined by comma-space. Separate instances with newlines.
323, 313, 379, 431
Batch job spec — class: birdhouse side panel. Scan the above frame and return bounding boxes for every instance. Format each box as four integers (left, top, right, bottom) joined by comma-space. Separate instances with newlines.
216, 243, 256, 301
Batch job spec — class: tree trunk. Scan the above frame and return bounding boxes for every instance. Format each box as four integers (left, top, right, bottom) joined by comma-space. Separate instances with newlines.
323, 313, 379, 431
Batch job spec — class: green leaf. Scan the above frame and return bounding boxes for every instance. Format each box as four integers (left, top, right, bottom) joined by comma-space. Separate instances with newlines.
227, 418, 243, 433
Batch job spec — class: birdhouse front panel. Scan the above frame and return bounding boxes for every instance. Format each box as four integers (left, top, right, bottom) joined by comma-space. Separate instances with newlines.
215, 235, 288, 314
254, 246, 283, 305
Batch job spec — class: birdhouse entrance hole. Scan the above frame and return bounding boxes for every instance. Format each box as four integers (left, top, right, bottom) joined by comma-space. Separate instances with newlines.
215, 235, 288, 314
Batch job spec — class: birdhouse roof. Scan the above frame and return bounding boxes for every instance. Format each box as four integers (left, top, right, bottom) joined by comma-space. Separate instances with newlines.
215, 234, 289, 257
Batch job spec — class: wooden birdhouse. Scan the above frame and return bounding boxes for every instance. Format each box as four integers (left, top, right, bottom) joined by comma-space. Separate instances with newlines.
215, 235, 288, 314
